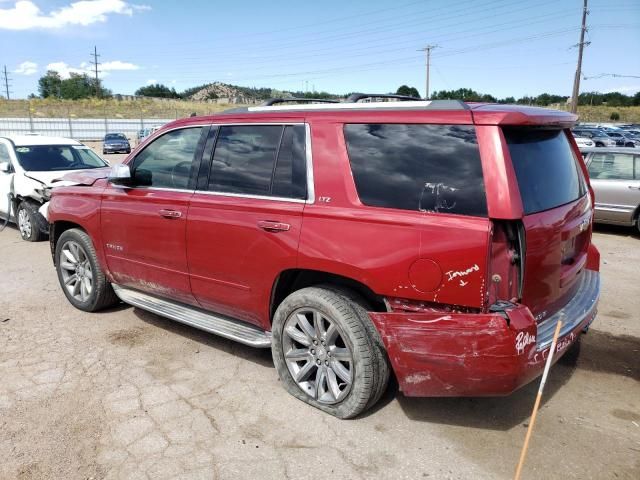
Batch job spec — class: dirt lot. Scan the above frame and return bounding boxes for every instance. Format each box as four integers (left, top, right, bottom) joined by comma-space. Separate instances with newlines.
1, 185, 639, 478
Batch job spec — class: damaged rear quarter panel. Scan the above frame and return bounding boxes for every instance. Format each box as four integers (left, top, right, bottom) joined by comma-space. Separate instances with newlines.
369, 308, 538, 396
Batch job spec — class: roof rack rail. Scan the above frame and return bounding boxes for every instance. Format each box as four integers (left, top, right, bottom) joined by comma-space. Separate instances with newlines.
423, 99, 470, 110
261, 97, 340, 106
346, 93, 422, 103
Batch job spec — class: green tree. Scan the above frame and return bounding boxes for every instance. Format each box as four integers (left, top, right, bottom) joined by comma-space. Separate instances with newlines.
396, 85, 421, 98
37, 70, 110, 99
38, 70, 62, 98
59, 73, 94, 100
135, 83, 181, 98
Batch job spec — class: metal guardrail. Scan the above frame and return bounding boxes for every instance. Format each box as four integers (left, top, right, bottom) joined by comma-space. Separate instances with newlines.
0, 117, 174, 141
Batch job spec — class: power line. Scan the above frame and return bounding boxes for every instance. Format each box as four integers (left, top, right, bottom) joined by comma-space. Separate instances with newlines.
570, 0, 589, 113
2, 66, 11, 100
90, 45, 101, 98
583, 73, 640, 80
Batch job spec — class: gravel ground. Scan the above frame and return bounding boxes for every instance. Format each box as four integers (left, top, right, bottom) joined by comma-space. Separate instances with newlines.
0, 165, 638, 479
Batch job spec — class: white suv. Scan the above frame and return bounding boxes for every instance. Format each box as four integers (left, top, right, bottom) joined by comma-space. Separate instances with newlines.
0, 135, 108, 241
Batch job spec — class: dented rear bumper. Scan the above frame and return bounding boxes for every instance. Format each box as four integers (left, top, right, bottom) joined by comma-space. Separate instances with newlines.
369, 269, 600, 397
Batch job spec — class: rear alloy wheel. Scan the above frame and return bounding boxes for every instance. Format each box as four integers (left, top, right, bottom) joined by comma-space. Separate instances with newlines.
55, 228, 119, 312
282, 307, 354, 404
272, 286, 389, 419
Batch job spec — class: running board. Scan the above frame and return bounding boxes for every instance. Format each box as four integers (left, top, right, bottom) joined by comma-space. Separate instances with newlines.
112, 284, 272, 348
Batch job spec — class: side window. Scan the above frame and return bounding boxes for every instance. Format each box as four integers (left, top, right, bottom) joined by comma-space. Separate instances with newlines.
344, 124, 487, 216
272, 125, 307, 199
588, 153, 634, 180
208, 124, 307, 199
132, 127, 204, 189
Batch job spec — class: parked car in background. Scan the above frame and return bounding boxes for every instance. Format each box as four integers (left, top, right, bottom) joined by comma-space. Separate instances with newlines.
137, 128, 152, 141
604, 131, 636, 148
103, 133, 131, 154
582, 147, 640, 233
48, 98, 600, 418
572, 128, 617, 147
0, 135, 109, 241
574, 136, 595, 148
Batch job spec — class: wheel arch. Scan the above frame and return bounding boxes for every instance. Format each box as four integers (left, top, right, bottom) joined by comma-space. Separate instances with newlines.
270, 269, 388, 323
50, 220, 87, 265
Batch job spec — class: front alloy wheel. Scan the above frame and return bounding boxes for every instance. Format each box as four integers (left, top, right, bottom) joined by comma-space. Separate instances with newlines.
283, 308, 353, 404
17, 207, 32, 240
59, 240, 94, 302
55, 228, 119, 312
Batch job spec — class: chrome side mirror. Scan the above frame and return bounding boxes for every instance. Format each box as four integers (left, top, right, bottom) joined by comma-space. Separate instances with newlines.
0, 161, 10, 173
108, 164, 132, 185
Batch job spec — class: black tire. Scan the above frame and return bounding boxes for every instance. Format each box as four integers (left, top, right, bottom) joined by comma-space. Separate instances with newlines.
55, 228, 119, 312
16, 201, 47, 242
103, 150, 108, 155
595, 142, 604, 147
125, 149, 131, 154
271, 286, 390, 419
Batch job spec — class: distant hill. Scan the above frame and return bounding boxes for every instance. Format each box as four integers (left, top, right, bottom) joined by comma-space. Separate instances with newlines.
182, 82, 341, 102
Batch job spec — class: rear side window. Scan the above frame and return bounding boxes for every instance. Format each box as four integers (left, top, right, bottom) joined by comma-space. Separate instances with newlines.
344, 124, 487, 216
209, 125, 306, 199
503, 128, 585, 215
588, 152, 635, 180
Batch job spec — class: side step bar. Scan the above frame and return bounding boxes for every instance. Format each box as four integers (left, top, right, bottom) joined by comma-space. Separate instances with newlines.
112, 284, 272, 348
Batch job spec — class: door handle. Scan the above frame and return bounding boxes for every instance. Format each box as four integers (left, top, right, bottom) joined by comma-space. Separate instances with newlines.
159, 209, 182, 219
628, 185, 640, 190
257, 220, 290, 232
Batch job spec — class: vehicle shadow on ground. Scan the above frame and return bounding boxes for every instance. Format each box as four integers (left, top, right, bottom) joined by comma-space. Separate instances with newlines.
395, 329, 639, 429
132, 307, 274, 368
593, 223, 638, 238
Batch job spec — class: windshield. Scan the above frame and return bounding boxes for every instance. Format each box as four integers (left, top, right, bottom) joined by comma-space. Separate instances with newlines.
105, 134, 127, 141
14, 145, 107, 172
504, 128, 586, 215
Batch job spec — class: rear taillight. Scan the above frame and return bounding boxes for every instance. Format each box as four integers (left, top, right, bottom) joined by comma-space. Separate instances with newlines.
486, 221, 525, 309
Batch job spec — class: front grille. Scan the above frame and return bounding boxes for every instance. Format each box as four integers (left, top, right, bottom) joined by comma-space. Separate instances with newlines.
536, 269, 599, 351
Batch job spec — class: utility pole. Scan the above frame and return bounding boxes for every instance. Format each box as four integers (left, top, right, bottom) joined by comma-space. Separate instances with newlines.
2, 65, 11, 100
570, 0, 589, 113
418, 45, 438, 99
90, 45, 101, 98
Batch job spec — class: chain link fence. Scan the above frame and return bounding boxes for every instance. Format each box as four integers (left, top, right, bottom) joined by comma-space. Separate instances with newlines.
0, 117, 174, 141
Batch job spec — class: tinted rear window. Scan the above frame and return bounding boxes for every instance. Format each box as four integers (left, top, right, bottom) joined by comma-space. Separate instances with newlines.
503, 128, 585, 214
344, 124, 487, 216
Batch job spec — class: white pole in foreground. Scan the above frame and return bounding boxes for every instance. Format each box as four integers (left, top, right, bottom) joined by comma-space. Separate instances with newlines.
514, 320, 563, 480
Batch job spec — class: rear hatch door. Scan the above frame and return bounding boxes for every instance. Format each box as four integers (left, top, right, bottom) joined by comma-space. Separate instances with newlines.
503, 127, 592, 322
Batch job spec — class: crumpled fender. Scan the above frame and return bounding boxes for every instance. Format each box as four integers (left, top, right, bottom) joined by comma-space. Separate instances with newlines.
52, 167, 111, 187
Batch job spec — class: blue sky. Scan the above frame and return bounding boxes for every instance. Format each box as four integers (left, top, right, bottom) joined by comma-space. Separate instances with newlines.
1, 0, 639, 99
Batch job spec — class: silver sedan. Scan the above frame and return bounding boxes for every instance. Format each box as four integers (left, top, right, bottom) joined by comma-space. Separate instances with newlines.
582, 147, 640, 234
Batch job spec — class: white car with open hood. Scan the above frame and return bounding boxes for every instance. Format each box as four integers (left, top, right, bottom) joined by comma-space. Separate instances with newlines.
0, 135, 109, 241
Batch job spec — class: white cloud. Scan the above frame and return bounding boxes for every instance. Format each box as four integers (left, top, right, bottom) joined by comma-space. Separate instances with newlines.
46, 61, 90, 79
146, 79, 157, 85
14, 61, 37, 75
46, 59, 139, 79
604, 85, 640, 94
102, 60, 139, 71
0, 1, 151, 30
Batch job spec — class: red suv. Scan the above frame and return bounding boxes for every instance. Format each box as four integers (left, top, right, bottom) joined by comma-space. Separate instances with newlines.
47, 97, 600, 418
